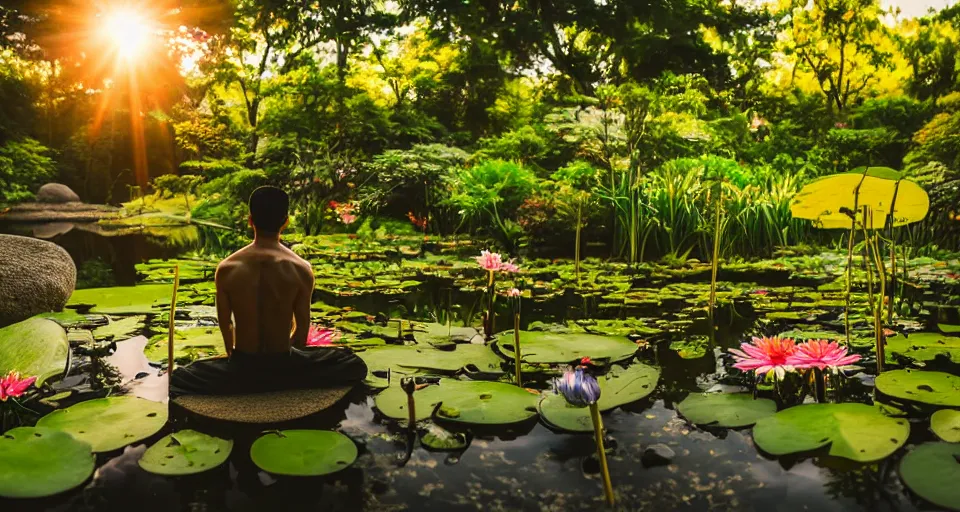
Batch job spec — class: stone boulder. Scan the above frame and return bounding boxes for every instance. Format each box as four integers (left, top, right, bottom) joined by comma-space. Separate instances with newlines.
36, 183, 81, 203
0, 235, 77, 327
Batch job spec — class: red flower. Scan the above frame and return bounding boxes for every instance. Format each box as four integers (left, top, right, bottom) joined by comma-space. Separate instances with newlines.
787, 340, 861, 370
0, 371, 37, 401
729, 336, 798, 379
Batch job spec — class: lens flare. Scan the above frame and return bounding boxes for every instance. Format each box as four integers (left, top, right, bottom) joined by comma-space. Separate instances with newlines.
102, 8, 153, 60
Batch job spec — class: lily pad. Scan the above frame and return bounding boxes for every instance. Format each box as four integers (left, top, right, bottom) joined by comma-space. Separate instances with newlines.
931, 409, 960, 443
0, 317, 69, 385
791, 168, 930, 229
93, 316, 145, 341
0, 427, 95, 498
420, 424, 468, 451
358, 344, 502, 376
138, 430, 233, 475
536, 363, 663, 432
145, 327, 226, 362
677, 393, 777, 428
434, 380, 539, 425
494, 331, 637, 365
669, 337, 710, 359
37, 396, 168, 452
752, 403, 910, 462
67, 284, 173, 314
886, 332, 960, 364
376, 379, 539, 425
876, 369, 960, 407
412, 322, 483, 348
899, 443, 960, 511
250, 430, 357, 476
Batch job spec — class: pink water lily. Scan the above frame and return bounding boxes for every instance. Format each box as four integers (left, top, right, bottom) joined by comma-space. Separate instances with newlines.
0, 371, 37, 401
307, 325, 342, 347
501, 259, 520, 273
476, 250, 504, 271
787, 340, 861, 370
728, 336, 798, 380
507, 288, 521, 298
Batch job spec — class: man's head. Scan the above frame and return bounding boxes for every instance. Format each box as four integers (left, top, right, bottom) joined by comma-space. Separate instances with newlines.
248, 186, 289, 235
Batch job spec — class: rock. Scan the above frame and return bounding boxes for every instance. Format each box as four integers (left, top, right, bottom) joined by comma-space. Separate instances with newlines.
641, 443, 675, 467
36, 183, 80, 203
0, 235, 77, 327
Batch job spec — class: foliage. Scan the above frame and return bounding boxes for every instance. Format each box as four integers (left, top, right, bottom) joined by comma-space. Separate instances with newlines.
0, 137, 56, 203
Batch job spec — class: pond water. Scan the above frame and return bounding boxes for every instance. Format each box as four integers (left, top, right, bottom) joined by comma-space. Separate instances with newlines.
2, 223, 959, 512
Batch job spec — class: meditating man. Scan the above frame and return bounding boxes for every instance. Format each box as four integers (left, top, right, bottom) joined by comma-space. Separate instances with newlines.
170, 186, 367, 397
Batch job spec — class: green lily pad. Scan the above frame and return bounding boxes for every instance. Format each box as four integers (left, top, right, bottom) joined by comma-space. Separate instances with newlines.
677, 393, 777, 428
250, 430, 357, 476
138, 430, 233, 475
494, 331, 637, 365
92, 316, 145, 341
899, 443, 960, 511
752, 403, 910, 462
67, 284, 173, 314
0, 317, 69, 385
535, 363, 663, 432
791, 169, 930, 229
376, 379, 539, 425
420, 424, 468, 451
37, 396, 168, 452
0, 427, 95, 498
939, 324, 960, 334
931, 410, 960, 443
145, 327, 226, 362
876, 369, 960, 407
358, 344, 503, 376
669, 337, 710, 359
886, 332, 960, 364
412, 323, 482, 348
434, 380, 539, 425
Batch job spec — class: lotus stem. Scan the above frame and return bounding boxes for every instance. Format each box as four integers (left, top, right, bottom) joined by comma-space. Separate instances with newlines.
870, 232, 886, 373
513, 313, 522, 387
844, 223, 855, 346
590, 403, 615, 506
401, 377, 416, 429
167, 265, 180, 375
813, 367, 826, 403
709, 184, 722, 311
886, 181, 901, 324
575, 200, 583, 286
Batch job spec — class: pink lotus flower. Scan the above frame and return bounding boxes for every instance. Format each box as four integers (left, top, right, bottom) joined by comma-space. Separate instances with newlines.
752, 289, 769, 296
340, 213, 357, 225
307, 325, 342, 347
787, 340, 861, 370
728, 336, 798, 379
501, 259, 520, 273
0, 371, 37, 401
476, 250, 503, 271
507, 288, 521, 298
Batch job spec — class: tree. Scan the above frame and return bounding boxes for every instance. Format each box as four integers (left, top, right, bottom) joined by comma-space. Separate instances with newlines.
780, 0, 895, 114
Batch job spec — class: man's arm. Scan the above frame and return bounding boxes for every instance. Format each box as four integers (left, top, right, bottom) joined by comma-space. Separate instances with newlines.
215, 264, 235, 356
290, 263, 314, 349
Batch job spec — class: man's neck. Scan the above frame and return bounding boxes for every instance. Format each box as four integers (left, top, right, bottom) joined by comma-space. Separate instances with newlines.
253, 234, 282, 248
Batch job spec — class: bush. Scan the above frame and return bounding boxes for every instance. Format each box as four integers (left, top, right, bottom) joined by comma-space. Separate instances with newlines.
0, 138, 57, 203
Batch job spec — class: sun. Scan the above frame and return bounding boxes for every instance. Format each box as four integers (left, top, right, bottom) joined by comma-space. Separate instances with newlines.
101, 8, 155, 61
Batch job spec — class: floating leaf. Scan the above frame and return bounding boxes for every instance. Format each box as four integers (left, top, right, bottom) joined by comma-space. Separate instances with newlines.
876, 370, 960, 407
0, 427, 95, 498
412, 322, 482, 348
494, 331, 637, 364
376, 379, 538, 425
677, 393, 777, 428
420, 424, 468, 451
899, 443, 960, 511
537, 364, 660, 432
92, 316, 145, 341
68, 284, 173, 314
250, 430, 356, 476
669, 337, 710, 359
0, 317, 68, 385
791, 168, 929, 229
931, 410, 960, 443
358, 344, 502, 377
145, 327, 226, 362
886, 332, 960, 364
138, 430, 233, 475
37, 396, 168, 452
752, 403, 909, 462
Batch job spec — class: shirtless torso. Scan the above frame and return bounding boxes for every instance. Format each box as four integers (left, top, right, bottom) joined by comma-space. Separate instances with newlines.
214, 240, 315, 355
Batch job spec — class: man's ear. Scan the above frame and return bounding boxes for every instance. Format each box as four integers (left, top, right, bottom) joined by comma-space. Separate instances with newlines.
280, 216, 290, 232
248, 215, 254, 228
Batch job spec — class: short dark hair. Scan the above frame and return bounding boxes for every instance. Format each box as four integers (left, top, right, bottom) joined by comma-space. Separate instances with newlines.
249, 186, 289, 233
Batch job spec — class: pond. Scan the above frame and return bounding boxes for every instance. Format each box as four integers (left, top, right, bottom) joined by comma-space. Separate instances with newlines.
2, 224, 960, 512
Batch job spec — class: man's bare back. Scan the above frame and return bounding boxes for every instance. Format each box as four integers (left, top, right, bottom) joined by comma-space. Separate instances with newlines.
215, 242, 315, 355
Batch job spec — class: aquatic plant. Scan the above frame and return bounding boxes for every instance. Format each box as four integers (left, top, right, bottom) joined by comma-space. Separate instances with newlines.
728, 336, 798, 380
508, 287, 523, 386
329, 201, 359, 225
307, 325, 342, 347
475, 250, 520, 337
0, 371, 37, 402
555, 360, 614, 506
788, 340, 861, 403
